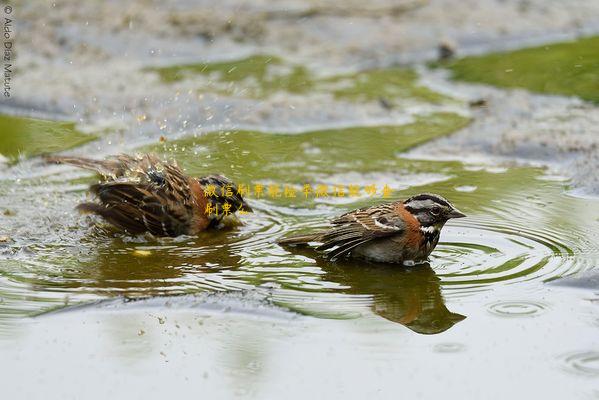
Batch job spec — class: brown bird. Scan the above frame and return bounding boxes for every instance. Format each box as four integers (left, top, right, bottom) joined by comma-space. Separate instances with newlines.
278, 193, 465, 265
45, 153, 252, 236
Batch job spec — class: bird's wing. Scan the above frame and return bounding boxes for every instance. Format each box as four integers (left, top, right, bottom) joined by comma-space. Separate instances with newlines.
79, 164, 196, 236
317, 202, 406, 260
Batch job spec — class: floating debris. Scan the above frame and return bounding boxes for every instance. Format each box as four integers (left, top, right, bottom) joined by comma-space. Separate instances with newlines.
133, 249, 152, 257
438, 40, 456, 61
469, 99, 488, 108
378, 96, 394, 110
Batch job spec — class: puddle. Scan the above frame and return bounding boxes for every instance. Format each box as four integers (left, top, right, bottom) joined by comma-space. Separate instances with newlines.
144, 112, 469, 184
0, 114, 96, 161
1, 127, 598, 337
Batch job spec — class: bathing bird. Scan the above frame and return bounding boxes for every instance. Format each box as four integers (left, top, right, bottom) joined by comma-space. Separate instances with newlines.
278, 193, 465, 265
45, 153, 252, 236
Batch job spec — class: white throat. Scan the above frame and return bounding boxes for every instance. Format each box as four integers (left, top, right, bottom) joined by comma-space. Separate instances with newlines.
420, 225, 438, 234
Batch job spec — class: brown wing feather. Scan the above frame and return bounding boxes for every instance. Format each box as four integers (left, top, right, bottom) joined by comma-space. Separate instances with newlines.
70, 155, 197, 236
47, 153, 250, 236
81, 181, 193, 236
314, 202, 406, 259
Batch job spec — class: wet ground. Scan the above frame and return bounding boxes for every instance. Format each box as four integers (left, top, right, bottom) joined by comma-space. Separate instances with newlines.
1, 1, 599, 399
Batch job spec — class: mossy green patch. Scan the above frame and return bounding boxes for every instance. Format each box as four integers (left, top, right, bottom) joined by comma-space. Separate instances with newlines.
0, 114, 96, 161
150, 55, 454, 103
146, 112, 470, 186
153, 55, 279, 83
439, 35, 599, 103
150, 55, 313, 97
324, 68, 451, 104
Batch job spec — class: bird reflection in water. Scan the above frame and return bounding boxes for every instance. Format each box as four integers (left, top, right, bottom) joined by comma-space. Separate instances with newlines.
289, 248, 465, 334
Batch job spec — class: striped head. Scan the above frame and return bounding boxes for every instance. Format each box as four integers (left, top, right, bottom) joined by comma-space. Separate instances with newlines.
403, 193, 466, 229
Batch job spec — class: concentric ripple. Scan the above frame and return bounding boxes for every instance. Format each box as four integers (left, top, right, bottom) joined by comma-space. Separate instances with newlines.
487, 300, 548, 318
432, 214, 595, 296
560, 351, 599, 376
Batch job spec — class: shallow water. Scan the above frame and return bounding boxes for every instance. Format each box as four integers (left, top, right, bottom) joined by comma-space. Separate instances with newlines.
2, 120, 597, 325
1, 118, 599, 397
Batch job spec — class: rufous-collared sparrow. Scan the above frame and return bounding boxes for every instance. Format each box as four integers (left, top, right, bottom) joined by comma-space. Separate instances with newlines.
45, 153, 252, 236
278, 193, 466, 265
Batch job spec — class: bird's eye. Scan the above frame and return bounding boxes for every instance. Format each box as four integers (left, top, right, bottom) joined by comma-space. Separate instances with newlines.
431, 206, 441, 216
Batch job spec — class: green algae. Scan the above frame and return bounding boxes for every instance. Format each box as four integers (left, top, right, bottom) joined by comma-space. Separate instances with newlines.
150, 55, 453, 103
147, 112, 470, 186
153, 55, 280, 83
0, 114, 96, 161
324, 68, 451, 104
439, 35, 599, 103
150, 55, 313, 97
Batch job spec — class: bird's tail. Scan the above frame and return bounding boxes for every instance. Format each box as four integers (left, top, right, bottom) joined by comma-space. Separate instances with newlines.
277, 233, 321, 247
76, 202, 107, 216
43, 155, 109, 173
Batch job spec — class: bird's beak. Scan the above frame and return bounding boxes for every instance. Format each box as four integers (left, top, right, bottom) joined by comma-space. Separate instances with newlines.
448, 208, 466, 219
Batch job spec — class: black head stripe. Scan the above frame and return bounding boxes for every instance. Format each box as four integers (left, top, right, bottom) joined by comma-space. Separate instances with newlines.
404, 193, 451, 208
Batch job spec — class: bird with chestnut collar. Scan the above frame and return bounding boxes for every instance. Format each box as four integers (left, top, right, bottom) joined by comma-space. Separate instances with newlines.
278, 193, 466, 265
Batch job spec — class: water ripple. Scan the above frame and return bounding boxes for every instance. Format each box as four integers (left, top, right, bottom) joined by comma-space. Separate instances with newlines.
560, 351, 599, 376
433, 215, 592, 296
487, 300, 548, 318
1, 163, 598, 336
433, 343, 466, 353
